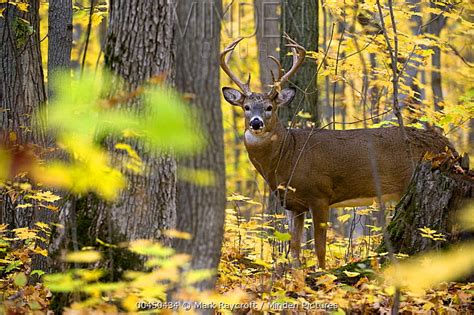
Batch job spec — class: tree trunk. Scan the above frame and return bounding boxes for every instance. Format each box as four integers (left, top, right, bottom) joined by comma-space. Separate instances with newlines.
397, 0, 424, 114
47, 0, 73, 98
0, 0, 47, 227
426, 1, 447, 112
279, 0, 318, 125
173, 0, 226, 291
382, 160, 473, 255
254, 0, 280, 90
76, 0, 176, 276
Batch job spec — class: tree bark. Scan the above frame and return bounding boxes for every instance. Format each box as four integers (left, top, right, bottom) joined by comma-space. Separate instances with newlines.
382, 160, 473, 255
47, 0, 72, 98
0, 0, 47, 227
279, 0, 318, 125
173, 0, 226, 290
76, 0, 177, 276
254, 0, 280, 90
397, 0, 424, 114
426, 1, 447, 112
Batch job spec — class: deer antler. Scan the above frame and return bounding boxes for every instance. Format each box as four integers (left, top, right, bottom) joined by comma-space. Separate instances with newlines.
220, 38, 252, 96
267, 34, 306, 99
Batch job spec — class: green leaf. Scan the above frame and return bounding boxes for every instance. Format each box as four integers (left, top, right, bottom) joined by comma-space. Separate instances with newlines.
274, 231, 291, 242
30, 269, 45, 277
14, 272, 27, 287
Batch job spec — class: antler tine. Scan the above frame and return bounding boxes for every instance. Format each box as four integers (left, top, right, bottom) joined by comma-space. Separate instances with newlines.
268, 56, 283, 82
267, 35, 306, 98
280, 42, 306, 85
220, 38, 252, 96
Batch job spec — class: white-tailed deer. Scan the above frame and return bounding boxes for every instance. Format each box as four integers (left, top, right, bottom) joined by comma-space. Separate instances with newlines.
220, 36, 454, 269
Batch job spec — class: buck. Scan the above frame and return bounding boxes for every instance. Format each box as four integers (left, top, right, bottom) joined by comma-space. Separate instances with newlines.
220, 36, 454, 269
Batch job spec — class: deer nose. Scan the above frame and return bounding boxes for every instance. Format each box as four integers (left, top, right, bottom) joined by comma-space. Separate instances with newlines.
250, 117, 264, 130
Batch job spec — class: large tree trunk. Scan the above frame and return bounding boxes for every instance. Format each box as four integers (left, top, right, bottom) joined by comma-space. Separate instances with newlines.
254, 0, 280, 90
47, 0, 72, 98
382, 159, 473, 255
75, 0, 176, 276
279, 0, 318, 125
173, 0, 226, 291
0, 0, 47, 228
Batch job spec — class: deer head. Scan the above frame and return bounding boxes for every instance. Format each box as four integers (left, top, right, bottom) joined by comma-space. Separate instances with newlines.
221, 36, 306, 136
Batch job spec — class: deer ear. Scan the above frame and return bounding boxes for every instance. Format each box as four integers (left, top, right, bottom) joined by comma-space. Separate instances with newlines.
276, 88, 296, 107
222, 87, 245, 106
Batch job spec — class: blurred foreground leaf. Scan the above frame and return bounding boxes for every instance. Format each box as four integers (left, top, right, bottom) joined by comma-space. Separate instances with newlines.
383, 242, 474, 294
65, 250, 102, 263
32, 70, 204, 200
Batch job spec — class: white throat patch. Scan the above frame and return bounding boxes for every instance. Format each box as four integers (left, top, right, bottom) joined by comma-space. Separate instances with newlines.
245, 129, 269, 145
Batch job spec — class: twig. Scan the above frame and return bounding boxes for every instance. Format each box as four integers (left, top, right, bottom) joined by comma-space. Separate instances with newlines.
447, 43, 474, 68
81, 0, 96, 75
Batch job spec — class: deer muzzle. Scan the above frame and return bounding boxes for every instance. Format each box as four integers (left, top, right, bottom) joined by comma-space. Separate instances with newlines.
249, 117, 264, 133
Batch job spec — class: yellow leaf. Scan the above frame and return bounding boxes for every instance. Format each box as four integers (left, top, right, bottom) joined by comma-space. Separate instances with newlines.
26, 191, 61, 203
65, 250, 102, 263
337, 214, 351, 223
13, 227, 37, 240
91, 12, 103, 26
115, 143, 140, 160
19, 183, 31, 191
32, 247, 48, 257
163, 229, 192, 240
122, 294, 139, 312
384, 243, 474, 294
15, 2, 29, 12
227, 194, 250, 201
297, 111, 312, 119
342, 271, 360, 277
16, 203, 33, 209
423, 302, 435, 311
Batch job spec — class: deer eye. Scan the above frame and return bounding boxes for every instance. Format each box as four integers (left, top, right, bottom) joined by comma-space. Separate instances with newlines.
244, 105, 250, 111
266, 106, 273, 111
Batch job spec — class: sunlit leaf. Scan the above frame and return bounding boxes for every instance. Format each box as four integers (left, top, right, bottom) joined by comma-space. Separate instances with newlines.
129, 239, 174, 257
44, 273, 83, 292
65, 250, 102, 263
274, 231, 291, 242
13, 272, 27, 287
383, 243, 474, 294
163, 229, 192, 240
343, 271, 360, 278
337, 214, 351, 223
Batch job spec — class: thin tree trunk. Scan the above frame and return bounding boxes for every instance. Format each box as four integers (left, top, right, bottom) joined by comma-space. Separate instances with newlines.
426, 1, 447, 112
254, 0, 280, 90
47, 0, 73, 98
397, 0, 424, 113
76, 0, 176, 276
279, 0, 318, 125
174, 0, 226, 291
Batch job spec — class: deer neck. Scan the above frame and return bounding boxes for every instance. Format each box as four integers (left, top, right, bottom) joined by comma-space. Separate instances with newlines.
244, 121, 290, 189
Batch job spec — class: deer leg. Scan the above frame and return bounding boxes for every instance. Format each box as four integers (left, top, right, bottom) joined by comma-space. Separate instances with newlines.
286, 210, 305, 267
311, 205, 329, 269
